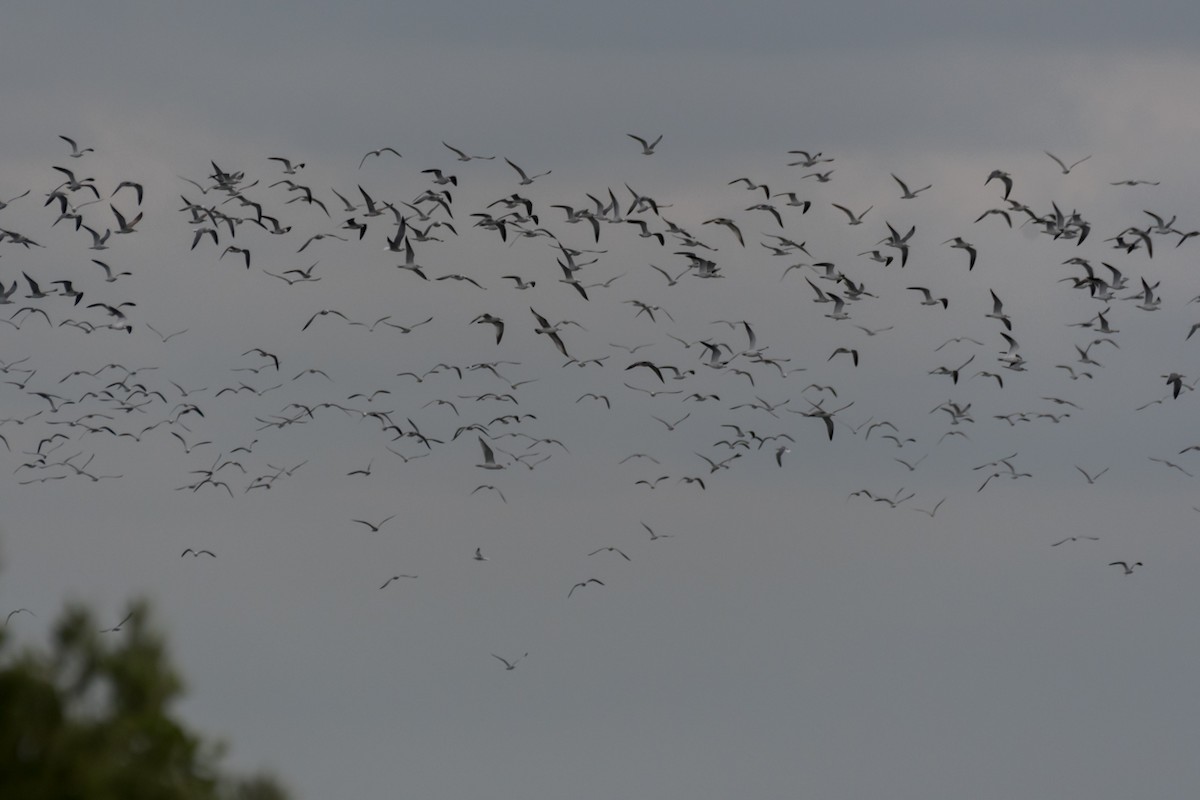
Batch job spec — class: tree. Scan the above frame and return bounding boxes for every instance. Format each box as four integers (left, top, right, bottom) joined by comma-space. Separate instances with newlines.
0, 598, 289, 800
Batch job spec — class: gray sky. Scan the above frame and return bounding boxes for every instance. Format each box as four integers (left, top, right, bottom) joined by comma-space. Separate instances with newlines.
3, 3, 1200, 798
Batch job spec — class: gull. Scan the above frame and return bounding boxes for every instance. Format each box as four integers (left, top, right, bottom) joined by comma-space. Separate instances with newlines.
636, 475, 670, 489
221, 246, 251, 268
824, 294, 850, 321
773, 192, 812, 212
892, 173, 932, 198
1074, 466, 1109, 484
59, 135, 94, 158
84, 225, 111, 250
379, 575, 418, 588
472, 313, 505, 344
359, 147, 401, 168
589, 546, 631, 561
797, 400, 854, 441
268, 156, 305, 174
802, 170, 834, 182
1108, 561, 1142, 575
986, 290, 1012, 330
829, 347, 859, 366
879, 222, 915, 266
354, 515, 397, 532
641, 521, 672, 540
651, 412, 691, 431
831, 203, 872, 225
112, 180, 144, 205
504, 158, 551, 185
502, 275, 536, 290
492, 653, 527, 670
1149, 457, 1192, 477
627, 133, 663, 154
729, 177, 771, 198
181, 548, 216, 557
473, 547, 490, 562
1109, 179, 1159, 186
702, 217, 745, 246
3, 608, 35, 626
943, 237, 978, 270
302, 309, 350, 331
477, 437, 504, 470
1164, 372, 1186, 399
531, 308, 570, 358
1050, 536, 1099, 546
472, 485, 506, 503
649, 263, 689, 286
1044, 151, 1091, 174
787, 149, 834, 167
985, 170, 1013, 199
569, 578, 605, 597
51, 165, 99, 197
101, 612, 134, 634
895, 455, 927, 471
443, 142, 495, 161
625, 219, 665, 245
858, 249, 893, 267
111, 206, 142, 234
397, 238, 429, 280
421, 168, 457, 186
914, 498, 946, 517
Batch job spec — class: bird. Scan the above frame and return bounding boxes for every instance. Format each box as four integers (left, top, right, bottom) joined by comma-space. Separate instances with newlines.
892, 173, 932, 198
1044, 151, 1091, 174
476, 437, 504, 470
359, 147, 402, 168
492, 653, 527, 670
504, 158, 551, 185
1108, 561, 1142, 575
59, 135, 94, 158
443, 142, 495, 161
379, 574, 418, 588
474, 547, 489, 561
1051, 536, 1099, 546
627, 133, 663, 154
353, 515, 397, 532
569, 578, 605, 597
588, 546, 631, 561
943, 237, 978, 270
181, 548, 216, 557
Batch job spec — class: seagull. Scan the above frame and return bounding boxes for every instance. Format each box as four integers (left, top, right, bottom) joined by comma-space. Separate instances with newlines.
504, 158, 551, 185
359, 147, 402, 168
353, 515, 397, 532
568, 578, 605, 597
702, 217, 745, 247
379, 574, 418, 588
589, 546, 631, 561
531, 308, 570, 358
831, 203, 873, 225
892, 173, 932, 199
985, 170, 1013, 199
477, 437, 504, 470
943, 237, 978, 270
181, 548, 216, 557
492, 652, 527, 670
443, 142, 495, 161
1108, 561, 1142, 575
627, 133, 663, 154
1044, 151, 1091, 174
986, 290, 1012, 330
1051, 536, 1099, 546
59, 135, 94, 158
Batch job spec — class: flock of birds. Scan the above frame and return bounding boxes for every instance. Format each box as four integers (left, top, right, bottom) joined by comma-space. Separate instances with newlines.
4, 131, 1196, 663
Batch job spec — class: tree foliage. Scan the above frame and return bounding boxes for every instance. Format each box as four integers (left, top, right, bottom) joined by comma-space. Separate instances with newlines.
0, 598, 288, 800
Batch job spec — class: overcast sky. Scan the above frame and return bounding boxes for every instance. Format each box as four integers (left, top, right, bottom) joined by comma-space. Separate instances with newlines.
3, 3, 1200, 799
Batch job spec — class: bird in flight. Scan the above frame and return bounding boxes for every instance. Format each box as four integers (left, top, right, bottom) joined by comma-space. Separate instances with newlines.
627, 133, 663, 155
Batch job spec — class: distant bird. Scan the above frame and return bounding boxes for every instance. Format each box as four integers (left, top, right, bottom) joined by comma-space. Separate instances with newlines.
627, 133, 663, 154
359, 147, 402, 168
1108, 561, 1142, 575
59, 135, 94, 158
1051, 536, 1099, 546
504, 158, 551, 185
1044, 151, 1091, 174
181, 548, 216, 557
492, 652, 527, 670
443, 142, 495, 161
568, 578, 605, 597
476, 437, 504, 470
589, 546, 631, 561
892, 173, 932, 199
379, 574, 417, 588
354, 515, 397, 532
474, 547, 489, 561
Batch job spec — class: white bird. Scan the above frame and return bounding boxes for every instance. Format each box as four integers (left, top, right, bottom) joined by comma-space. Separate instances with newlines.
1044, 151, 1091, 174
476, 437, 504, 470
504, 158, 551, 185
59, 135, 94, 158
892, 173, 932, 199
492, 652, 527, 670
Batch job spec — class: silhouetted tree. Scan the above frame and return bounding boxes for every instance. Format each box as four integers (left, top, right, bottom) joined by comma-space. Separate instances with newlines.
0, 597, 289, 800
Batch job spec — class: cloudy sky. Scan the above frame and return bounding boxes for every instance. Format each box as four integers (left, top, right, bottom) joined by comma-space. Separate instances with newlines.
3, 2, 1200, 798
